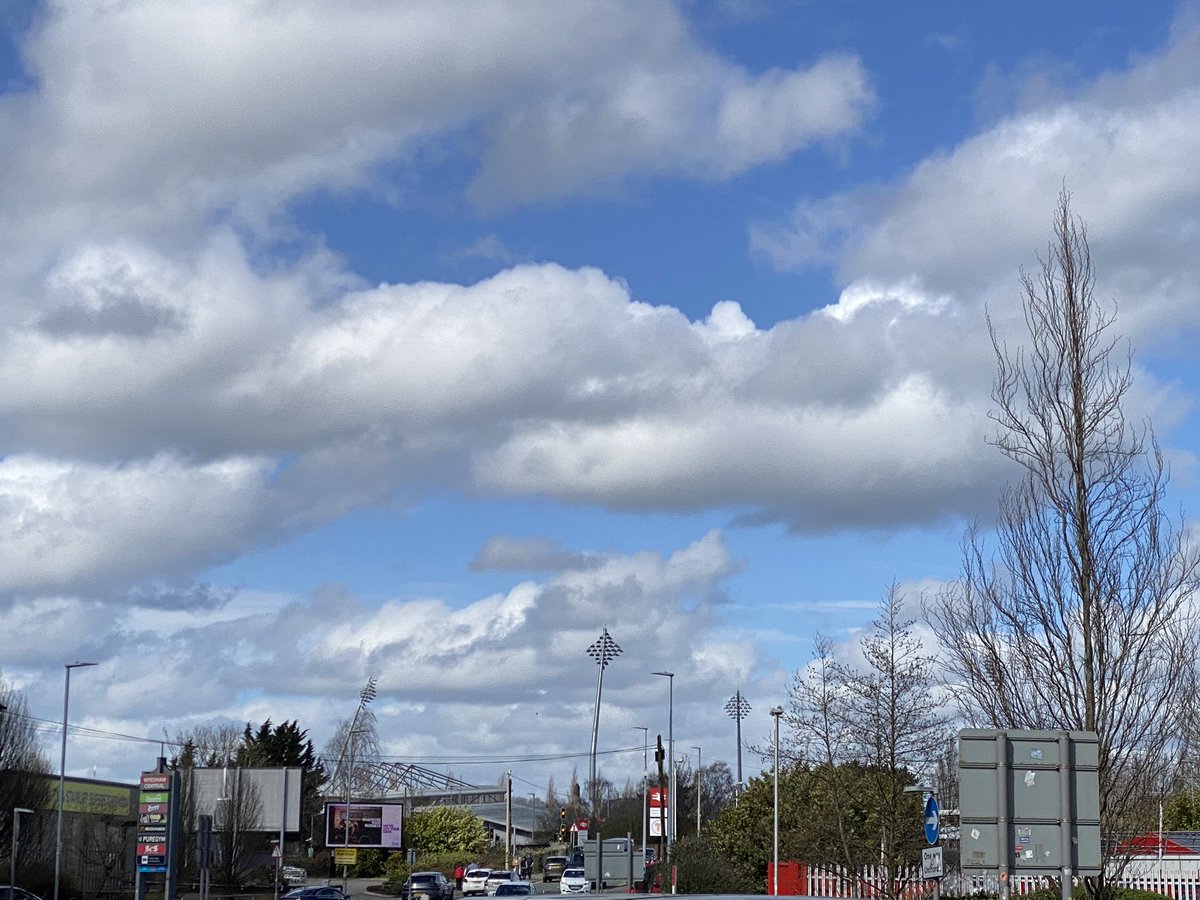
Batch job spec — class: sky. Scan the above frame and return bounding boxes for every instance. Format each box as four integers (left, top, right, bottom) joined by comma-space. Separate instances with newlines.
1, 0, 1199, 803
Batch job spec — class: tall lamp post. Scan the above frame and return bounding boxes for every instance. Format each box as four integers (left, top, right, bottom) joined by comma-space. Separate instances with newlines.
651, 672, 674, 856
692, 747, 702, 836
724, 691, 751, 802
55, 661, 97, 900
586, 628, 622, 812
633, 726, 649, 857
11, 807, 34, 891
342, 678, 377, 895
770, 706, 783, 897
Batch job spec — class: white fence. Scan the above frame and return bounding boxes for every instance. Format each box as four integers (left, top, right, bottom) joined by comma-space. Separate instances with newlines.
795, 863, 1200, 899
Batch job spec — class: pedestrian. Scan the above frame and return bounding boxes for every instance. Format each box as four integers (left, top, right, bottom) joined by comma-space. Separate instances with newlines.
454, 863, 465, 890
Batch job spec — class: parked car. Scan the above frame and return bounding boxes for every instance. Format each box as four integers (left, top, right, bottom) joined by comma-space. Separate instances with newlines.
282, 888, 348, 900
559, 868, 590, 895
462, 869, 492, 896
542, 856, 569, 882
403, 872, 455, 900
492, 884, 533, 898
1, 888, 46, 900
484, 871, 514, 895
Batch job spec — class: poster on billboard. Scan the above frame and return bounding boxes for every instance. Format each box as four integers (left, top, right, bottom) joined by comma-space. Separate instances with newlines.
325, 802, 403, 848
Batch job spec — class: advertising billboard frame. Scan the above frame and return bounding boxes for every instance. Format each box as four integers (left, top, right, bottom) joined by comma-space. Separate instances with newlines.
324, 801, 403, 849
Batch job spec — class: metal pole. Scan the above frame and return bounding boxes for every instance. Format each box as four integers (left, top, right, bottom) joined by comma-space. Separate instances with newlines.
693, 747, 701, 836
770, 707, 783, 896
505, 771, 513, 867
653, 672, 674, 858
55, 661, 96, 900
633, 727, 648, 857
343, 734, 356, 896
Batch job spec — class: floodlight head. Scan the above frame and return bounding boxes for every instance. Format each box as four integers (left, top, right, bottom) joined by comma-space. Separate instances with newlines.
586, 627, 622, 668
724, 692, 752, 720
769, 706, 784, 718
360, 676, 378, 705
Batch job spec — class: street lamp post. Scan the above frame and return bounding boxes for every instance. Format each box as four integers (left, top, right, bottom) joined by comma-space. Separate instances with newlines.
770, 707, 783, 897
55, 661, 97, 900
692, 747, 701, 836
587, 629, 622, 812
11, 807, 34, 892
724, 691, 751, 803
633, 726, 648, 857
651, 672, 674, 856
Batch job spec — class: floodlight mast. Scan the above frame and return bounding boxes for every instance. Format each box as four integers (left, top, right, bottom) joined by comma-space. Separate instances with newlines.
724, 690, 752, 801
587, 628, 622, 812
342, 677, 377, 895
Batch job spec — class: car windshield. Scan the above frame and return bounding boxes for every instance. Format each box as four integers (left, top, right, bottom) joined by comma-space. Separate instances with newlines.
563, 870, 584, 878
487, 872, 511, 880
494, 887, 530, 896
467, 871, 489, 879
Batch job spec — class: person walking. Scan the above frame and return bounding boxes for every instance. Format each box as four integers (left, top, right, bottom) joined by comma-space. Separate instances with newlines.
454, 863, 465, 890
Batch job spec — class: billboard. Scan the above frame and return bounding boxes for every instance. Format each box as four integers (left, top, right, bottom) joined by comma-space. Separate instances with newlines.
188, 767, 304, 832
325, 802, 403, 849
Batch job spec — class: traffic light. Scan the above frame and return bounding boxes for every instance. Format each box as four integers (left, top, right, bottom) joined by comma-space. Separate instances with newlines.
558, 807, 567, 842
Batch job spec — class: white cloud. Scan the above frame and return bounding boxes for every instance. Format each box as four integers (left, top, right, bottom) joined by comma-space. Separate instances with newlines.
0, 454, 275, 595
3, 531, 763, 782
0, 0, 873, 251
0, 245, 1005, 597
753, 21, 1200, 349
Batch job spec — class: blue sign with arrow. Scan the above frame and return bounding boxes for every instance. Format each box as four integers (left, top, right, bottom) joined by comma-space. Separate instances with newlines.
924, 794, 940, 845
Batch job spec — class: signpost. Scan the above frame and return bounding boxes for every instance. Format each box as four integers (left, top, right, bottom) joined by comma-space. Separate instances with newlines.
134, 762, 181, 900
924, 795, 941, 845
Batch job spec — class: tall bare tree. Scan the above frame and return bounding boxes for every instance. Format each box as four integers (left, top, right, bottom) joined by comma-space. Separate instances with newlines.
928, 191, 1200, 853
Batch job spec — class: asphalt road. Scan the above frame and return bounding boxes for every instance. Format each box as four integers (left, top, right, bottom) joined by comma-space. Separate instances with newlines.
339, 878, 638, 899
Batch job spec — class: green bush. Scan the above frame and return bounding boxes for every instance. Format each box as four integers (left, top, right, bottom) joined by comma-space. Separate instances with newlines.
670, 835, 760, 895
352, 848, 387, 877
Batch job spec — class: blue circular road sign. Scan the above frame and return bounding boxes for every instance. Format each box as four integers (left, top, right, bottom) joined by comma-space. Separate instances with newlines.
923, 795, 940, 845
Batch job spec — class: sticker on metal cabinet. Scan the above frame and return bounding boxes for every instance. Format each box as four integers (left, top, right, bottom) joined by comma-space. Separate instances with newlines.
1024, 771, 1036, 786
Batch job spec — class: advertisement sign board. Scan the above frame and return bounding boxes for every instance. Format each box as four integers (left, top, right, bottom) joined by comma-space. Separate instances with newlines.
325, 802, 403, 849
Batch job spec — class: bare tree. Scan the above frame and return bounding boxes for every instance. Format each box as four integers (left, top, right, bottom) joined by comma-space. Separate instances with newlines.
0, 674, 53, 875
213, 767, 264, 887
321, 708, 380, 798
927, 191, 1200, 858
789, 584, 949, 898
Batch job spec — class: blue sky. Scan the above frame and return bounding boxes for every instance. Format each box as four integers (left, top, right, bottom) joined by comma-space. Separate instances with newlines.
1, 1, 1198, 801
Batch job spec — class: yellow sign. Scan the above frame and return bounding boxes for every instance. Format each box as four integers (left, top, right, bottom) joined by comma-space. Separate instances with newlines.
45, 777, 136, 816
334, 848, 358, 866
